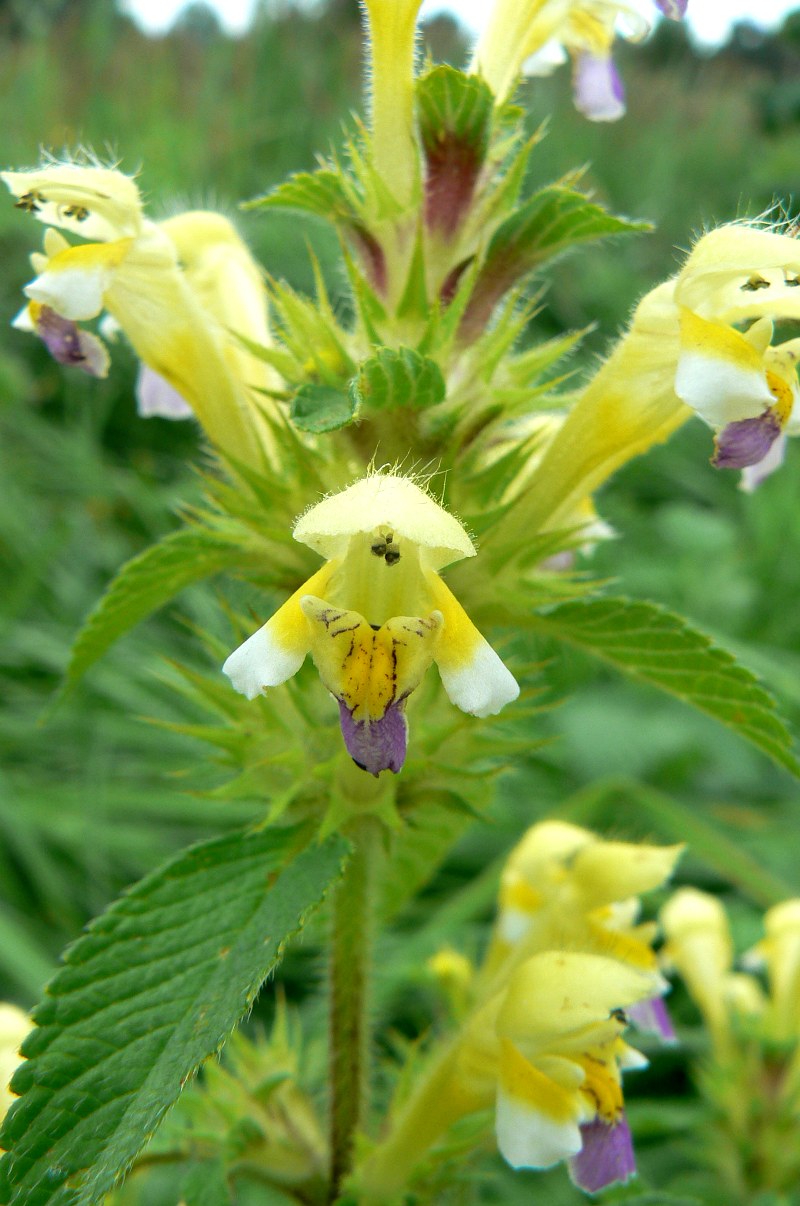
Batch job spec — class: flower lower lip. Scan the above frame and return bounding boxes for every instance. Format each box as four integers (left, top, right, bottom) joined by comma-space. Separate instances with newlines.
338, 700, 408, 776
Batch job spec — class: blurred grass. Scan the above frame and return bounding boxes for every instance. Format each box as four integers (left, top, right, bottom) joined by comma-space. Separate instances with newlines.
1, 0, 800, 1087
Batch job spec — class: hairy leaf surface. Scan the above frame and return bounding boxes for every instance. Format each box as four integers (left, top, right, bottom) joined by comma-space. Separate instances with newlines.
530, 597, 800, 777
0, 827, 349, 1206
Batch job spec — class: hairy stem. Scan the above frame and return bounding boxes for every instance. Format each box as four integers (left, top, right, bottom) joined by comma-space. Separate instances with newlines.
328, 815, 380, 1200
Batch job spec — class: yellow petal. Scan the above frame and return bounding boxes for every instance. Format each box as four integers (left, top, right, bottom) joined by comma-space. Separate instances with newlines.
676, 223, 800, 326
676, 307, 773, 427
496, 1041, 584, 1168
24, 239, 133, 321
572, 839, 684, 908
497, 951, 660, 1047
2, 162, 143, 241
293, 475, 475, 571
660, 888, 733, 1039
159, 211, 281, 400
301, 597, 441, 721
424, 570, 519, 717
222, 563, 336, 700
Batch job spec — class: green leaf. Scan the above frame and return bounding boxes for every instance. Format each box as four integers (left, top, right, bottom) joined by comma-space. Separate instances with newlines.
0, 826, 349, 1206
63, 527, 248, 693
529, 597, 800, 778
396, 223, 428, 320
245, 168, 356, 223
289, 382, 357, 433
350, 348, 445, 415
460, 186, 649, 340
485, 184, 649, 273
416, 67, 494, 238
416, 66, 494, 161
181, 1160, 232, 1206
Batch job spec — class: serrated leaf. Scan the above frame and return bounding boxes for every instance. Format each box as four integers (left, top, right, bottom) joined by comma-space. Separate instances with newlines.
245, 168, 356, 224
487, 184, 649, 273
0, 826, 349, 1206
417, 66, 494, 158
529, 597, 800, 777
289, 382, 356, 433
461, 187, 649, 340
417, 66, 494, 237
63, 527, 250, 693
350, 348, 445, 415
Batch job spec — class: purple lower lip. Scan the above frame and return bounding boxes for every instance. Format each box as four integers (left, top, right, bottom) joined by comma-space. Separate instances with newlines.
338, 699, 408, 776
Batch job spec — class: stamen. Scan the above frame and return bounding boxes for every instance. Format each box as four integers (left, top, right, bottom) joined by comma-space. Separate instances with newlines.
15, 190, 45, 213
740, 273, 770, 292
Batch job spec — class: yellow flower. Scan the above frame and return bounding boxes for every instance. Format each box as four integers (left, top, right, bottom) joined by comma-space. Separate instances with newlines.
514, 222, 800, 535
461, 952, 659, 1190
223, 473, 519, 775
672, 225, 800, 487
486, 820, 682, 978
660, 887, 765, 1051
3, 160, 278, 466
0, 1004, 30, 1130
743, 899, 800, 1044
472, 1, 682, 116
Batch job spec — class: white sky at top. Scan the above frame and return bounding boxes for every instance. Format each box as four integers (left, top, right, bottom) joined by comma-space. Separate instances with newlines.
121, 0, 800, 46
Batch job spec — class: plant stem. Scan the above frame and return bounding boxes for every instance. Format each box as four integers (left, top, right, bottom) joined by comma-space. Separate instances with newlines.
356, 1044, 467, 1201
328, 815, 380, 1201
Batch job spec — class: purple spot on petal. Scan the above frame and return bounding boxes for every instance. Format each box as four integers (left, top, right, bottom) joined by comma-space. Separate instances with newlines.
740, 432, 787, 492
628, 996, 678, 1044
338, 700, 407, 776
654, 0, 687, 19
570, 1115, 636, 1194
712, 411, 782, 470
36, 306, 108, 377
136, 363, 194, 420
573, 54, 626, 122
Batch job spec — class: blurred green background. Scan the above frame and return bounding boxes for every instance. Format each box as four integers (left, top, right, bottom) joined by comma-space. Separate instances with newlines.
2, 3, 800, 1197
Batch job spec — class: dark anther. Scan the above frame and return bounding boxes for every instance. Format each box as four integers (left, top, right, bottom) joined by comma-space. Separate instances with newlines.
786, 273, 800, 288
371, 541, 387, 557
15, 191, 44, 214
741, 274, 770, 292
63, 205, 90, 222
610, 1007, 628, 1024
384, 549, 401, 566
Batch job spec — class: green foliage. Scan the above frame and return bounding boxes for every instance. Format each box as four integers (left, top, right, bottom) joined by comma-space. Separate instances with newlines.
289, 382, 356, 433
416, 65, 494, 163
460, 186, 650, 340
62, 527, 252, 695
485, 185, 651, 272
4, 7, 800, 1206
248, 169, 356, 224
529, 597, 800, 778
350, 348, 446, 415
0, 826, 348, 1206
